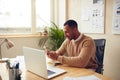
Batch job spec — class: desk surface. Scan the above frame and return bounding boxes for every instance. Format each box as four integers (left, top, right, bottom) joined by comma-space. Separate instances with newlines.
0, 56, 112, 80
0, 62, 112, 80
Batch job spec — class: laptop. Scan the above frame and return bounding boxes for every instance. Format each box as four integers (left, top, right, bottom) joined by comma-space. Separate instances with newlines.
23, 47, 66, 79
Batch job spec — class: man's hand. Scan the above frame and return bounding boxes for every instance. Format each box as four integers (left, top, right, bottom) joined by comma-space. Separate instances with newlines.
46, 50, 59, 60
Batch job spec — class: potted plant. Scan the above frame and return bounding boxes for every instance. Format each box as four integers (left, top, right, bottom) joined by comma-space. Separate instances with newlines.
38, 22, 65, 51
48, 22, 65, 50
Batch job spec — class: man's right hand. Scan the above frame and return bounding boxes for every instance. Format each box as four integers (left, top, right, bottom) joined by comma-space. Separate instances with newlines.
46, 50, 59, 60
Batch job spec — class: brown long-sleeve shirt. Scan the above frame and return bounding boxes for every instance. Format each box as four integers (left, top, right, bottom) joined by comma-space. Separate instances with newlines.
56, 34, 98, 69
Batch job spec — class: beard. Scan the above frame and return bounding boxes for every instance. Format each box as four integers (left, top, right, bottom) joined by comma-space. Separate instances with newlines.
66, 35, 75, 40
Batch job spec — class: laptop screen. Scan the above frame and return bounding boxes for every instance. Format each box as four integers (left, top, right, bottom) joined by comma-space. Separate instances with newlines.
47, 70, 56, 76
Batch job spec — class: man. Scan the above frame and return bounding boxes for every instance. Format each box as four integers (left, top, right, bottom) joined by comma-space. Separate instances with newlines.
47, 19, 98, 69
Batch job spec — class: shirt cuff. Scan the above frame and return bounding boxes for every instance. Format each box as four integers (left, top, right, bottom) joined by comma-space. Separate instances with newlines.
57, 56, 63, 63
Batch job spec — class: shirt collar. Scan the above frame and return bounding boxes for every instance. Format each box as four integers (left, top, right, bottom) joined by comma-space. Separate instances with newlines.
72, 33, 83, 43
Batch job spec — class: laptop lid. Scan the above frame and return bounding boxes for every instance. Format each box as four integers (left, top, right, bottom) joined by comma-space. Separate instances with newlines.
23, 47, 66, 79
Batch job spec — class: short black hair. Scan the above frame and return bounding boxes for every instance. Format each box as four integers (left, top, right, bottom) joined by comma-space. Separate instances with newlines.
64, 19, 78, 28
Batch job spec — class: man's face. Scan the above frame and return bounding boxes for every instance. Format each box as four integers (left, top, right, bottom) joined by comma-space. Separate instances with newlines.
63, 25, 75, 40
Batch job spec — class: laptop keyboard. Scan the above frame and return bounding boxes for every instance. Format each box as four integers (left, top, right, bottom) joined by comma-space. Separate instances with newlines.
47, 70, 56, 76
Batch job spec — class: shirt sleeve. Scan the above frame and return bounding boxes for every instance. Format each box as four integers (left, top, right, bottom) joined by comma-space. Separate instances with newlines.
56, 39, 68, 55
57, 39, 96, 68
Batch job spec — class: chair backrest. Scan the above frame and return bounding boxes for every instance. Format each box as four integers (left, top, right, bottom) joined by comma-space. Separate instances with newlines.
94, 39, 106, 74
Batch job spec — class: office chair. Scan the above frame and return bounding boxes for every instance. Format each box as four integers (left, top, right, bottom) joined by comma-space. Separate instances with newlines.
94, 39, 106, 74
0, 75, 1, 80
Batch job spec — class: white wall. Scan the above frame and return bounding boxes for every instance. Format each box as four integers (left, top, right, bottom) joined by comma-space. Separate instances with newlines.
67, 0, 120, 80
1, 37, 40, 58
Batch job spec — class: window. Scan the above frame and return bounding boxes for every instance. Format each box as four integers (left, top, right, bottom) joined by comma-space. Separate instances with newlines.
0, 0, 50, 34
36, 0, 50, 32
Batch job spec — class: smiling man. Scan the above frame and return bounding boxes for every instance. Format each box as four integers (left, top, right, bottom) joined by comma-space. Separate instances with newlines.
47, 19, 98, 69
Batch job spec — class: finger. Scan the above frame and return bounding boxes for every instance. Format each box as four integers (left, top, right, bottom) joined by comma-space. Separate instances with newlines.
46, 50, 51, 55
49, 53, 54, 58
